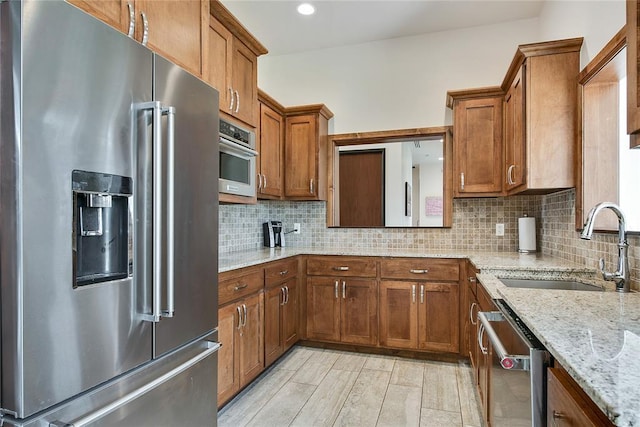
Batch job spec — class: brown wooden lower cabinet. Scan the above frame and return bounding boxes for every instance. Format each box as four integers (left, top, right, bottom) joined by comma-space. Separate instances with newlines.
306, 276, 377, 345
264, 276, 299, 366
547, 367, 614, 427
379, 280, 459, 352
217, 292, 264, 408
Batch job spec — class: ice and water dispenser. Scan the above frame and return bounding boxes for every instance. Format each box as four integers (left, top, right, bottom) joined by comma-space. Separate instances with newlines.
72, 170, 132, 287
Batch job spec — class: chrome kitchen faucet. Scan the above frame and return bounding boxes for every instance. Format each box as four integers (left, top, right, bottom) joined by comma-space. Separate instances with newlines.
580, 202, 630, 293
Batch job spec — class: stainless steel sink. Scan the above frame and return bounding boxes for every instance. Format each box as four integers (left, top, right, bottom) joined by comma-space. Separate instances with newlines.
499, 278, 604, 292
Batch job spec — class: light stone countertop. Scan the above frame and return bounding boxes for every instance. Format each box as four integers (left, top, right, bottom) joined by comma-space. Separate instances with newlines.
218, 247, 639, 425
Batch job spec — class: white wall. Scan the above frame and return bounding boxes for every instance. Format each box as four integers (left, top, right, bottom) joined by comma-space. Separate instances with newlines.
538, 1, 625, 67
419, 163, 444, 227
258, 1, 625, 135
259, 18, 540, 134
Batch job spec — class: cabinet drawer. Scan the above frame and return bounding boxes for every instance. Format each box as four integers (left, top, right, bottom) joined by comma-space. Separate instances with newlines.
265, 259, 298, 287
219, 269, 263, 305
306, 256, 377, 278
380, 258, 460, 281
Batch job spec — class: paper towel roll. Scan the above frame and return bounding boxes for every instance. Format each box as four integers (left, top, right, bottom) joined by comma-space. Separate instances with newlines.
518, 216, 536, 253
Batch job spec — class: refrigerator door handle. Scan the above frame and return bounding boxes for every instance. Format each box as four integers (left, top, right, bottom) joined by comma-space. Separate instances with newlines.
48, 342, 221, 427
163, 105, 176, 318
137, 101, 174, 322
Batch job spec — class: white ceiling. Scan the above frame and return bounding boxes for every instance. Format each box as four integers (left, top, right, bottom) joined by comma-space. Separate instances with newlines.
221, 0, 546, 56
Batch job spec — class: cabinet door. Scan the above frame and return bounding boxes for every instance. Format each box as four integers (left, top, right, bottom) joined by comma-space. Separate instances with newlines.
207, 16, 233, 112
264, 286, 284, 367
259, 102, 284, 198
504, 65, 525, 192
418, 283, 459, 353
285, 114, 318, 198
217, 303, 239, 407
231, 40, 258, 127
282, 277, 299, 351
627, 0, 640, 145
306, 277, 340, 342
453, 97, 503, 196
547, 368, 612, 426
67, 0, 129, 33
340, 279, 378, 345
379, 281, 417, 349
136, 0, 205, 77
238, 292, 264, 388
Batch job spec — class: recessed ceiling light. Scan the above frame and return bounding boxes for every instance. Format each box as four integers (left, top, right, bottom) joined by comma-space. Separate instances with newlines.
297, 3, 315, 15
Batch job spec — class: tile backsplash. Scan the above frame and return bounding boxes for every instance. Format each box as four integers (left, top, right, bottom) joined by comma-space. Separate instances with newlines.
219, 189, 639, 289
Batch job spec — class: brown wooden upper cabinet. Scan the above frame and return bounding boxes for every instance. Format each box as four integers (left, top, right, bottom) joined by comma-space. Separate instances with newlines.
627, 0, 640, 146
448, 88, 504, 197
257, 90, 285, 199
285, 105, 334, 200
501, 38, 583, 195
207, 2, 267, 128
68, 0, 209, 78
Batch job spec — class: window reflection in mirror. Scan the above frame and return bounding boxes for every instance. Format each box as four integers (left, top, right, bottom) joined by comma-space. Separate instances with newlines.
579, 30, 640, 232
339, 138, 444, 227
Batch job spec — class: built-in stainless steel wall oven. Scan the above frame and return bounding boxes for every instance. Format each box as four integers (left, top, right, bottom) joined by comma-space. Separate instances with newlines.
478, 299, 551, 427
219, 118, 257, 198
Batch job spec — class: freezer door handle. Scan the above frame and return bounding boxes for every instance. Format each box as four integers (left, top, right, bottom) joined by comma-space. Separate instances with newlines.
48, 342, 221, 427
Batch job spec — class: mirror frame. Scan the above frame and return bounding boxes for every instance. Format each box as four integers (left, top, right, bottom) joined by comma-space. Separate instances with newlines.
576, 26, 626, 231
327, 126, 453, 228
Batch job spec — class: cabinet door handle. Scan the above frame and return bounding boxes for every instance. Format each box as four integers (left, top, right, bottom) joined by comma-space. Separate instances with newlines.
242, 304, 247, 327
235, 90, 240, 113
507, 164, 515, 185
284, 286, 289, 304
233, 283, 248, 291
236, 306, 243, 330
333, 266, 349, 271
412, 284, 416, 303
335, 280, 339, 299
280, 287, 286, 305
257, 173, 263, 191
263, 174, 267, 189
228, 87, 235, 112
127, 3, 135, 38
342, 281, 346, 299
310, 178, 314, 194
140, 11, 149, 46
469, 302, 478, 325
477, 323, 488, 355
409, 269, 428, 274
551, 410, 565, 427
468, 276, 477, 283
420, 285, 424, 304
460, 172, 465, 190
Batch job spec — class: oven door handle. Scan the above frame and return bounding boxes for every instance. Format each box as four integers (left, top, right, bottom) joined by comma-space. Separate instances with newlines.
220, 137, 259, 157
478, 311, 530, 371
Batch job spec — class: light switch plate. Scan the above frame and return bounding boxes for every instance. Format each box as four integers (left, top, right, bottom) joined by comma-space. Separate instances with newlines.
496, 223, 505, 236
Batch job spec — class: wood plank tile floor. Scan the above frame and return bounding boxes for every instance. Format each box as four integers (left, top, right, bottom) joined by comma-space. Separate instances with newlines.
218, 346, 483, 427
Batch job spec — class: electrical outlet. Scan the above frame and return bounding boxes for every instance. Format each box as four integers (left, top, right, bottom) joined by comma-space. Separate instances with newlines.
294, 223, 301, 234
496, 223, 505, 236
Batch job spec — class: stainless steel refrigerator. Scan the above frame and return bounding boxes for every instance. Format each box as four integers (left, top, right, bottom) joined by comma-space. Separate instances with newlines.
0, 1, 219, 425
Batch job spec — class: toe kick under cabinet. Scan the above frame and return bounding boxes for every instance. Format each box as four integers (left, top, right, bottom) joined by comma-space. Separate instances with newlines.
379, 258, 461, 353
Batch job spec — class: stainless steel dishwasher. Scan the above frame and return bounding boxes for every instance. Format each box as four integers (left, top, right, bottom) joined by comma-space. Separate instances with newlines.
478, 300, 551, 427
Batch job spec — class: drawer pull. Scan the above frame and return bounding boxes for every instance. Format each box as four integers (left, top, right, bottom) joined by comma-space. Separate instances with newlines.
233, 283, 248, 291
551, 410, 565, 427
468, 276, 476, 283
279, 270, 289, 276
333, 266, 350, 271
409, 269, 428, 274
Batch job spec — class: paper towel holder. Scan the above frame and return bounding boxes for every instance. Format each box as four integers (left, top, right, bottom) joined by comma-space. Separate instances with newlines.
518, 213, 537, 254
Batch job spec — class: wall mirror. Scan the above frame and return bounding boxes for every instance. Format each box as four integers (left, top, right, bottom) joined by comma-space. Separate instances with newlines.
327, 127, 453, 228
578, 27, 640, 232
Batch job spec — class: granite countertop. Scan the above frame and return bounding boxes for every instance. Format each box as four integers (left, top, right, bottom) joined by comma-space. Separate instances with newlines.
218, 247, 638, 425
479, 272, 640, 427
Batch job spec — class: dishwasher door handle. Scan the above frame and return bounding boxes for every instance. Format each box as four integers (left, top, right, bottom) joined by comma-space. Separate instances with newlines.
478, 311, 530, 371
